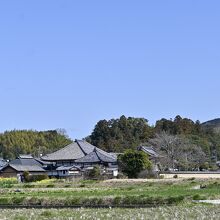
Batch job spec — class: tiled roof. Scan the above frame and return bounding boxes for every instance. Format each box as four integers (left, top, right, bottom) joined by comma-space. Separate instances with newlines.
75, 151, 100, 163
75, 147, 117, 163
138, 146, 159, 158
41, 139, 117, 163
95, 148, 117, 163
10, 157, 42, 167
56, 165, 81, 171
7, 164, 45, 172
41, 140, 95, 161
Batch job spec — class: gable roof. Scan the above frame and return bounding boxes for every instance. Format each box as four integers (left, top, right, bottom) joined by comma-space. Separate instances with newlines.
1, 164, 45, 172
10, 156, 42, 167
137, 146, 159, 158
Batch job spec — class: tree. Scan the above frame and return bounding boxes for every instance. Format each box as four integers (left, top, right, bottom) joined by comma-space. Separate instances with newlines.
178, 144, 206, 170
149, 131, 183, 169
0, 130, 72, 159
149, 132, 207, 170
118, 150, 152, 178
88, 116, 153, 152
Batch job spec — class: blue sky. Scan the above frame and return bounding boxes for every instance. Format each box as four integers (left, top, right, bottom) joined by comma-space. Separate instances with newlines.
0, 1, 220, 139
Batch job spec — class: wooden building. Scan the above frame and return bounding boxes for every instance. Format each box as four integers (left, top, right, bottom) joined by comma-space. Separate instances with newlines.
41, 140, 118, 178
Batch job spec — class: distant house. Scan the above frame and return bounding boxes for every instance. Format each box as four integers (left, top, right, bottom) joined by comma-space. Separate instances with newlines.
0, 155, 46, 178
41, 140, 118, 178
137, 146, 160, 172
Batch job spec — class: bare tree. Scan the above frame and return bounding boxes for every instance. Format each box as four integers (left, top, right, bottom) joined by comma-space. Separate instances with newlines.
149, 131, 206, 171
149, 131, 183, 169
178, 144, 206, 171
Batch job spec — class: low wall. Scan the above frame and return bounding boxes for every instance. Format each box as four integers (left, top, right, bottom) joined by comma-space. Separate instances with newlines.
161, 172, 220, 179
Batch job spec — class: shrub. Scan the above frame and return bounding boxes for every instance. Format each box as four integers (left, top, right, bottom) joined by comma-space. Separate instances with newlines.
29, 174, 48, 182
113, 196, 122, 205
12, 196, 25, 205
167, 196, 184, 204
86, 166, 101, 179
40, 211, 52, 217
173, 174, 178, 179
23, 171, 30, 182
24, 173, 48, 183
117, 173, 128, 179
192, 194, 207, 200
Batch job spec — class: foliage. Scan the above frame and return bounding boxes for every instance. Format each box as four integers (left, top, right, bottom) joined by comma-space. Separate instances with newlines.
118, 150, 152, 178
154, 115, 220, 161
23, 171, 30, 182
88, 115, 153, 152
149, 132, 207, 170
0, 177, 17, 188
86, 166, 101, 179
23, 171, 48, 183
0, 129, 72, 159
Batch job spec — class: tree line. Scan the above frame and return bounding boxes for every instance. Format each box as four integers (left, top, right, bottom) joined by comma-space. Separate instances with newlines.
88, 115, 220, 171
0, 129, 72, 159
1, 115, 220, 171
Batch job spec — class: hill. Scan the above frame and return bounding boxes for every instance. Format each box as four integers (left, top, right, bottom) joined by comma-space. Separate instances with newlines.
0, 130, 72, 159
202, 118, 220, 133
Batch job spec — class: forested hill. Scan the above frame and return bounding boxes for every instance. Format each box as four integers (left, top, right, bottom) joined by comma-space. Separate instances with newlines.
0, 130, 72, 159
202, 118, 220, 133
1, 116, 220, 161
88, 115, 220, 163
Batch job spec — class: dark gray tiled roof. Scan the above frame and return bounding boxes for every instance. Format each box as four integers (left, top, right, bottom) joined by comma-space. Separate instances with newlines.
95, 148, 117, 163
7, 164, 45, 172
41, 140, 95, 161
75, 151, 100, 163
10, 158, 42, 167
76, 140, 95, 154
75, 147, 117, 163
138, 146, 159, 158
56, 165, 81, 171
41, 140, 117, 163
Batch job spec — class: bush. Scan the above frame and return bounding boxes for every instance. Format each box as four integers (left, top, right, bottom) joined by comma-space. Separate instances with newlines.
86, 166, 101, 179
23, 171, 30, 182
12, 197, 25, 205
117, 173, 128, 179
173, 174, 178, 179
23, 173, 48, 183
41, 211, 52, 217
192, 194, 207, 200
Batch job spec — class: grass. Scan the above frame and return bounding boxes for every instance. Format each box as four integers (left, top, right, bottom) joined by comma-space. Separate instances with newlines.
1, 178, 220, 206
1, 178, 220, 219
0, 205, 220, 220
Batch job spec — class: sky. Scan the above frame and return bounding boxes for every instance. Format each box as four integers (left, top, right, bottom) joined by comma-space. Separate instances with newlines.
0, 1, 220, 139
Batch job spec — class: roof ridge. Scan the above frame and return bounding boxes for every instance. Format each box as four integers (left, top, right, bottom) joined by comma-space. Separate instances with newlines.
94, 148, 102, 162
44, 142, 75, 157
75, 139, 87, 156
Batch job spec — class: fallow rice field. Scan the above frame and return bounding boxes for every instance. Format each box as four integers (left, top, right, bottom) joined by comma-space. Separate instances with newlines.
0, 177, 220, 219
